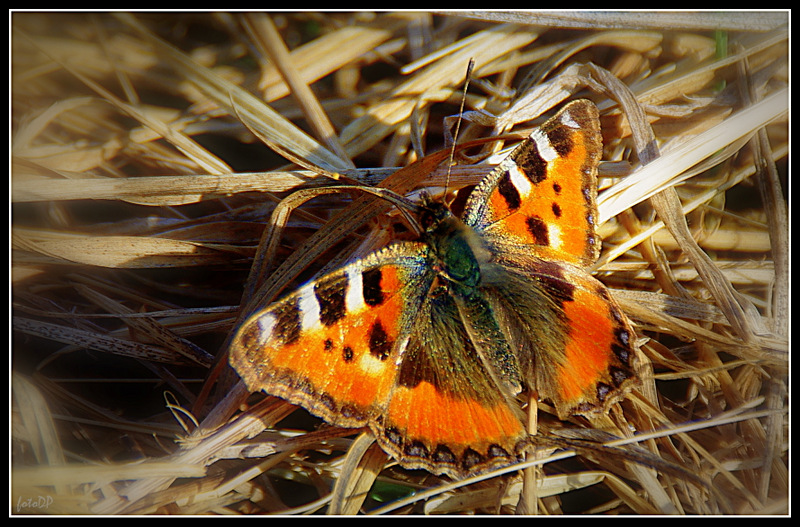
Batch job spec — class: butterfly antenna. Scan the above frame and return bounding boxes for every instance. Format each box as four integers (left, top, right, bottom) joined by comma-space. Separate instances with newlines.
445, 58, 474, 200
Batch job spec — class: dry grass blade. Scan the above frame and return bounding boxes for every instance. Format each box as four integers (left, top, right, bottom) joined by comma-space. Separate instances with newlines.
258, 14, 411, 101
115, 12, 351, 173
650, 189, 760, 342
423, 471, 630, 514
328, 433, 386, 515
448, 10, 788, 32
72, 282, 214, 367
14, 462, 206, 489
14, 28, 232, 176
11, 168, 395, 206
11, 11, 787, 516
13, 316, 201, 366
11, 373, 66, 479
522, 30, 663, 88
244, 13, 355, 168
633, 28, 787, 107
13, 226, 236, 269
598, 89, 786, 223
338, 23, 539, 156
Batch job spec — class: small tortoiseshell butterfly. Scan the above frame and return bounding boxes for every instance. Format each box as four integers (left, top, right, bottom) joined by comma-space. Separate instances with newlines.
229, 100, 639, 478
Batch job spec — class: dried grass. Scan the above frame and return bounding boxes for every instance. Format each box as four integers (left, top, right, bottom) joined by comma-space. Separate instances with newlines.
11, 11, 788, 516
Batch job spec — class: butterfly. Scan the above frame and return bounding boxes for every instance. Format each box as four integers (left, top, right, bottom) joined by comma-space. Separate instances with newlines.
228, 100, 639, 478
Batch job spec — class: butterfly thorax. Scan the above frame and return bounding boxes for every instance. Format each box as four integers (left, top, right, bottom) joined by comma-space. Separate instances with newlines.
419, 202, 490, 291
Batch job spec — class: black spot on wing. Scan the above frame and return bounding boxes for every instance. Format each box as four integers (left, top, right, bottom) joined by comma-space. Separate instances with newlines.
340, 403, 368, 422
546, 123, 574, 157
343, 345, 354, 362
384, 426, 404, 450
497, 171, 522, 211
610, 367, 632, 387
596, 382, 613, 403
273, 298, 301, 345
362, 268, 384, 306
315, 275, 347, 326
237, 321, 262, 351
488, 444, 511, 460
461, 448, 485, 472
525, 216, 549, 246
368, 321, 393, 360
432, 445, 457, 465
514, 142, 547, 184
404, 440, 429, 459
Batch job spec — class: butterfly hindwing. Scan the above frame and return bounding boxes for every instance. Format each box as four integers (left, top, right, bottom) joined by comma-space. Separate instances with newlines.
380, 288, 528, 476
463, 100, 603, 266
483, 254, 638, 420
543, 263, 638, 418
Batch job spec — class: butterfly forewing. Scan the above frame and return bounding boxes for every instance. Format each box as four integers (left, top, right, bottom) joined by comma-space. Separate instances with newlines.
463, 100, 603, 267
229, 243, 434, 428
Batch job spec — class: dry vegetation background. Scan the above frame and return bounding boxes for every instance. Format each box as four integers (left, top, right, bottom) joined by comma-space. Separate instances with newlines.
11, 11, 788, 515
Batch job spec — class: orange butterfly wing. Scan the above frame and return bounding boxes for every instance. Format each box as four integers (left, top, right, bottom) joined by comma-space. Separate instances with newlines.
483, 256, 638, 420
462, 100, 639, 419
230, 244, 431, 428
229, 242, 529, 477
463, 99, 603, 266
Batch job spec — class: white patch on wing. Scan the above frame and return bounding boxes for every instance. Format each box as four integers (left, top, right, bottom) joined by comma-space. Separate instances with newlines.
507, 163, 532, 197
530, 128, 558, 162
560, 110, 581, 129
255, 312, 277, 343
549, 222, 564, 251
345, 267, 365, 313
298, 283, 320, 330
358, 353, 387, 376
